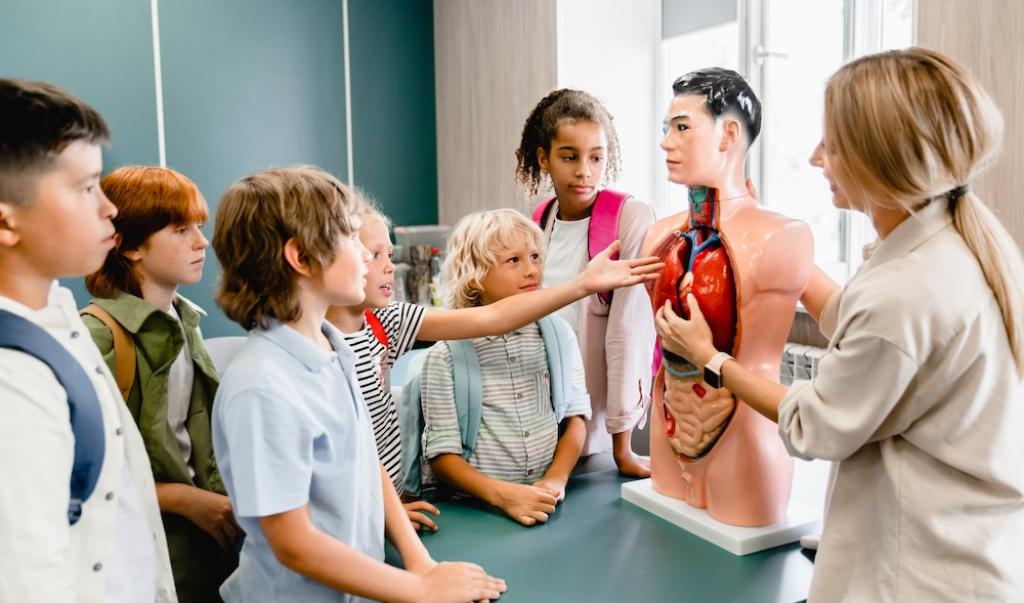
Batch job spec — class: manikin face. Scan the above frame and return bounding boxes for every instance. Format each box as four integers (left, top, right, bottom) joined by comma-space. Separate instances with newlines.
4, 141, 117, 278
537, 119, 608, 214
358, 213, 395, 309
478, 234, 542, 305
660, 94, 727, 188
128, 221, 208, 289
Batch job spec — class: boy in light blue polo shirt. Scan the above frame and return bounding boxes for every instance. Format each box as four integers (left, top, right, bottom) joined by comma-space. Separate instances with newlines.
209, 166, 505, 603
214, 319, 381, 602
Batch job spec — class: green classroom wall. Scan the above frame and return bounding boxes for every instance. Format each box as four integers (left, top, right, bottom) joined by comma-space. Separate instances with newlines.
349, 0, 439, 228
1, 0, 438, 338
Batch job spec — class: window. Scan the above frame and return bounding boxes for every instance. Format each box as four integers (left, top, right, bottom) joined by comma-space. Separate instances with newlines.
657, 0, 916, 284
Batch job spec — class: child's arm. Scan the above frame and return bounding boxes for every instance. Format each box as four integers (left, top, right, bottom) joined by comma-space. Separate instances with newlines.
533, 322, 591, 500
380, 463, 435, 569
155, 483, 242, 549
430, 454, 557, 527
532, 416, 587, 502
417, 240, 662, 341
602, 201, 657, 476
259, 504, 505, 603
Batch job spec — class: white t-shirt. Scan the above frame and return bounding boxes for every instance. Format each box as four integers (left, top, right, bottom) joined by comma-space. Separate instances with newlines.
542, 216, 590, 337
165, 305, 195, 478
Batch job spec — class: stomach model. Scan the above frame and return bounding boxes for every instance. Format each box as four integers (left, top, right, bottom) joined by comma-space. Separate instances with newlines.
649, 187, 738, 459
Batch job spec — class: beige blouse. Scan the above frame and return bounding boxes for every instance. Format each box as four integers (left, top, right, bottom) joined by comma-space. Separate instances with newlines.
778, 199, 1024, 602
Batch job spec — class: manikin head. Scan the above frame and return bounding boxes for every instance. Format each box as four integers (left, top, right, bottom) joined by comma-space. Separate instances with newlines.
660, 68, 761, 190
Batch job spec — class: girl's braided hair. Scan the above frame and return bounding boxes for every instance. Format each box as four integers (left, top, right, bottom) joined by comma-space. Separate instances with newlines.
514, 89, 621, 196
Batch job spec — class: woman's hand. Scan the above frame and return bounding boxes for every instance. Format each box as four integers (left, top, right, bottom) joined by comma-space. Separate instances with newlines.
654, 292, 718, 369
580, 240, 664, 294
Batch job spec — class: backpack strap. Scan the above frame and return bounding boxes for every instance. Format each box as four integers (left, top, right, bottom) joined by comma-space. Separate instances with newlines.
364, 308, 389, 349
397, 341, 483, 498
446, 339, 483, 457
0, 309, 107, 525
534, 191, 630, 305
589, 189, 630, 305
537, 316, 577, 423
531, 197, 557, 231
399, 348, 431, 497
80, 304, 136, 402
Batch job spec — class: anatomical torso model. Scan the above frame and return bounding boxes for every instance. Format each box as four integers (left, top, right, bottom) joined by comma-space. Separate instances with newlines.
645, 68, 814, 526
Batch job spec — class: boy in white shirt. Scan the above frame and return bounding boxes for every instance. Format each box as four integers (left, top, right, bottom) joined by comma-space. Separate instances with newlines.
0, 79, 175, 602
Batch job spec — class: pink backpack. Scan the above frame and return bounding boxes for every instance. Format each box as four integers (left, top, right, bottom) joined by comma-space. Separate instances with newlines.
532, 189, 630, 305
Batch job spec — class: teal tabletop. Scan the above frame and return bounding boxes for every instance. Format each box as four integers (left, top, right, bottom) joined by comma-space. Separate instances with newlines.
389, 455, 814, 603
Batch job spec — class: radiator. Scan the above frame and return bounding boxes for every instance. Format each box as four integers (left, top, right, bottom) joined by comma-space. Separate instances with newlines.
780, 343, 826, 385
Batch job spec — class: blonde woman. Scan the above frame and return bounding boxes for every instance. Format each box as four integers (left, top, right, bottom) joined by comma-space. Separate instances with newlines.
654, 48, 1024, 600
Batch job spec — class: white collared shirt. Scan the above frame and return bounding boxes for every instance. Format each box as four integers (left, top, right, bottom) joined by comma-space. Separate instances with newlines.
778, 200, 1024, 601
0, 284, 176, 603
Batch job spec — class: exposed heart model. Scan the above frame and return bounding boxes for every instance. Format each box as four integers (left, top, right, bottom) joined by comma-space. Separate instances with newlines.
649, 187, 738, 458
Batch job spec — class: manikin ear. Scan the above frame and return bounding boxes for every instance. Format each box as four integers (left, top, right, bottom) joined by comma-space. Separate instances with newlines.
283, 238, 314, 277
719, 117, 742, 153
0, 201, 20, 248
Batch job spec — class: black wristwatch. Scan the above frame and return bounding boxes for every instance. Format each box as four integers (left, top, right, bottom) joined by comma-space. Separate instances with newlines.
702, 352, 732, 389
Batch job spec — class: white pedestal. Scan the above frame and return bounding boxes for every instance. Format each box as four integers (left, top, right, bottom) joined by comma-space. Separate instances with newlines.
621, 478, 820, 556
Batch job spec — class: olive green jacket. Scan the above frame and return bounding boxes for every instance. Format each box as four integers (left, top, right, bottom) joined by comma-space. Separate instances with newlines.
83, 292, 234, 602
83, 292, 223, 492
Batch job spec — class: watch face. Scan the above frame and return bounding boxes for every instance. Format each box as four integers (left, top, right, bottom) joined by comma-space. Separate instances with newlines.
703, 365, 721, 389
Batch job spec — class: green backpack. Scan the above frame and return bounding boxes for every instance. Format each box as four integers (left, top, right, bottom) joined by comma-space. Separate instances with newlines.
399, 315, 580, 497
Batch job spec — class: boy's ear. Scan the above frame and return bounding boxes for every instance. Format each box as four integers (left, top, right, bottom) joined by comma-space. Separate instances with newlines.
0, 201, 21, 248
283, 238, 313, 277
122, 239, 142, 262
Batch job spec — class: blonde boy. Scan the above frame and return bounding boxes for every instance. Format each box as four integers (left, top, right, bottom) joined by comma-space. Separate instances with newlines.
420, 209, 592, 526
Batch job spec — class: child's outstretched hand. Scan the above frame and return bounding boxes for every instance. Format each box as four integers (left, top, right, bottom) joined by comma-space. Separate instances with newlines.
494, 482, 558, 526
418, 561, 507, 603
581, 240, 664, 294
404, 499, 441, 532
